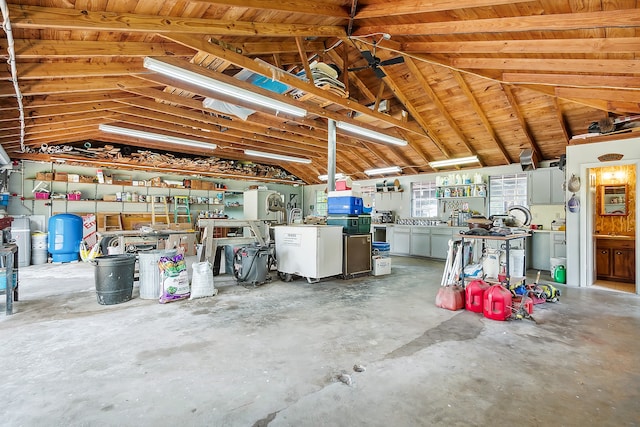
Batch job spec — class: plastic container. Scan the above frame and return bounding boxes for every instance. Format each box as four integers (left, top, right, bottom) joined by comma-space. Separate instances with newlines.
465, 279, 489, 313
550, 257, 567, 283
138, 249, 177, 300
483, 285, 512, 321
327, 215, 360, 234
31, 232, 48, 265
372, 241, 390, 257
48, 214, 83, 263
327, 196, 363, 215
554, 265, 566, 284
11, 217, 32, 267
435, 285, 465, 311
92, 254, 136, 305
509, 249, 525, 277
0, 193, 9, 207
357, 214, 371, 233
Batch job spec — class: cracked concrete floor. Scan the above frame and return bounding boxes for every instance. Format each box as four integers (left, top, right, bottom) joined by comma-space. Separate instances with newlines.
1, 257, 639, 426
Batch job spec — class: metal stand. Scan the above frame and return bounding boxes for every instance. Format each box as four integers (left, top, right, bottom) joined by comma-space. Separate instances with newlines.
1, 244, 19, 315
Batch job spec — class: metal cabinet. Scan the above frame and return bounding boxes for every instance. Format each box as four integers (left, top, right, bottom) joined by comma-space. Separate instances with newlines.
410, 227, 430, 257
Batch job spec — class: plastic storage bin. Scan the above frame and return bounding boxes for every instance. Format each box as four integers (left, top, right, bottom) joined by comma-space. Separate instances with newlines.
327, 215, 359, 234
357, 214, 371, 233
327, 196, 363, 215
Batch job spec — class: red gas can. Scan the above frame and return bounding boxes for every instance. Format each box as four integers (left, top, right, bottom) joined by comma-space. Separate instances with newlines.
483, 285, 513, 321
465, 279, 489, 313
435, 285, 465, 311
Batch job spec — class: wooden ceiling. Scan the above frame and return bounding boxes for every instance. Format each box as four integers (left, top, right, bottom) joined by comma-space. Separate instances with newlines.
0, 0, 638, 184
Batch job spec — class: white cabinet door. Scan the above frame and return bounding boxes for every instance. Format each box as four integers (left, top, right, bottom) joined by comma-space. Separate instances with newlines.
531, 232, 551, 270
551, 232, 566, 258
528, 168, 565, 205
550, 168, 565, 205
430, 228, 453, 260
410, 227, 430, 257
393, 226, 411, 255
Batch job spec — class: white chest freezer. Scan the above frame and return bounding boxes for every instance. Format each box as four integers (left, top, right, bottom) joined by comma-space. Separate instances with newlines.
274, 225, 343, 283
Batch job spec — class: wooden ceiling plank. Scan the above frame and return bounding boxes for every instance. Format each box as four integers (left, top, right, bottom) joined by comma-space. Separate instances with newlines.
355, 9, 640, 36
500, 84, 543, 161
0, 101, 128, 121
451, 71, 510, 165
9, 4, 346, 37
404, 58, 479, 160
452, 58, 640, 74
502, 73, 640, 89
190, 0, 348, 18
239, 41, 325, 55
160, 33, 428, 137
355, 0, 532, 19
0, 39, 195, 59
403, 37, 640, 54
19, 92, 138, 109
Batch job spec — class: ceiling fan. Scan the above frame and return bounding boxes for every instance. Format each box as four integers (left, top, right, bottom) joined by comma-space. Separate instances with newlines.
348, 41, 405, 79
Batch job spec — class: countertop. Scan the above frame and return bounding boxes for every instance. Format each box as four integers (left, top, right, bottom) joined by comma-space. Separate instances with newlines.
531, 229, 565, 234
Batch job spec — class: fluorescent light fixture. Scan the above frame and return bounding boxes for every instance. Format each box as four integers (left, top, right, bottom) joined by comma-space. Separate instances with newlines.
318, 173, 346, 181
336, 121, 407, 146
99, 124, 217, 151
244, 149, 312, 164
0, 144, 11, 165
429, 155, 479, 168
144, 57, 307, 118
364, 166, 402, 176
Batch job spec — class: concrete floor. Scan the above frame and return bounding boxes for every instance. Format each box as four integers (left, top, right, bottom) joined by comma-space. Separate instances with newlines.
1, 256, 639, 426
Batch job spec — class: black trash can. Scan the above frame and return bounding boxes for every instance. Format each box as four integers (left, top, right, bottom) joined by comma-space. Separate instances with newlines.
92, 254, 137, 305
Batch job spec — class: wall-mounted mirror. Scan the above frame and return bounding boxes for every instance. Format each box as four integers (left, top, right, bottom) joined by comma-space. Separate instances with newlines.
600, 184, 628, 216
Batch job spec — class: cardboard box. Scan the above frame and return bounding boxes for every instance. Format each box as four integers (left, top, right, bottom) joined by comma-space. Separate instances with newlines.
67, 174, 80, 183
55, 172, 68, 182
35, 172, 54, 181
372, 256, 391, 276
103, 194, 117, 201
165, 233, 197, 256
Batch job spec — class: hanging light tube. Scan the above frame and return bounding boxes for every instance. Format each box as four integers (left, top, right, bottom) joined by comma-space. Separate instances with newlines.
143, 57, 307, 118
99, 124, 217, 151
318, 173, 345, 181
244, 149, 312, 164
429, 155, 479, 168
364, 166, 402, 176
336, 121, 407, 146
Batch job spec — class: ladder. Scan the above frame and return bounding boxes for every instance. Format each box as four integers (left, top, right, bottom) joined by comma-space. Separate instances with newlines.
174, 195, 191, 223
151, 197, 170, 225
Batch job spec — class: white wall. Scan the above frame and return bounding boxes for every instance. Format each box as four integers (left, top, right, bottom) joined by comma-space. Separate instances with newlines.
566, 137, 640, 289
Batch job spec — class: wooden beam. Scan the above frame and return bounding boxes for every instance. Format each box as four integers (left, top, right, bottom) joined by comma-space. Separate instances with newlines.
8, 4, 346, 37
326, 49, 375, 103
1, 61, 146, 80
356, 0, 531, 18
355, 9, 640, 36
15, 92, 138, 109
0, 76, 159, 97
160, 33, 428, 137
295, 37, 314, 86
552, 97, 571, 144
452, 58, 640, 74
0, 39, 195, 59
403, 37, 640, 54
451, 71, 511, 165
555, 87, 640, 104
502, 73, 640, 89
500, 84, 543, 161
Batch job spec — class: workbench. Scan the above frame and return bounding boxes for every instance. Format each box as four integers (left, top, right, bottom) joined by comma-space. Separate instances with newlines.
197, 219, 267, 265
456, 233, 530, 286
1, 244, 18, 315
97, 229, 197, 254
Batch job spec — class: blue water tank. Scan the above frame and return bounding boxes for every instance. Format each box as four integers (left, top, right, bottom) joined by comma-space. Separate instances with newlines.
48, 214, 83, 263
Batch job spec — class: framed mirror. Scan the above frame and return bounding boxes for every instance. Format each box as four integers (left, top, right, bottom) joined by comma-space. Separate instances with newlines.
600, 184, 628, 216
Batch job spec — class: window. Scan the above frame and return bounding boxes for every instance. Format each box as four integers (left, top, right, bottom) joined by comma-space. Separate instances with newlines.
488, 173, 528, 215
411, 182, 438, 217
315, 190, 327, 216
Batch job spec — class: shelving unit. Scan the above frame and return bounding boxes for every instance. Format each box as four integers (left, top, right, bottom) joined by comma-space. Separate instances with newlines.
435, 183, 487, 199
23, 178, 228, 222
223, 191, 244, 219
